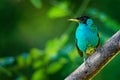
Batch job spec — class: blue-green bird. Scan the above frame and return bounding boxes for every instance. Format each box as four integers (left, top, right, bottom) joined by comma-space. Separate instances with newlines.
69, 16, 100, 60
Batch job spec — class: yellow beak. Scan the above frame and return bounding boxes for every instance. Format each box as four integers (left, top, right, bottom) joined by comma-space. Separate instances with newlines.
68, 19, 80, 23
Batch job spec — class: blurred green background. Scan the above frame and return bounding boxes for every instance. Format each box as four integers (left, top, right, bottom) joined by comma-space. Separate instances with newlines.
0, 0, 120, 80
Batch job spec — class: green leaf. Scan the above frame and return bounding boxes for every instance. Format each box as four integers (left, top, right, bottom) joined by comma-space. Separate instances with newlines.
0, 66, 12, 77
26, 55, 32, 66
47, 58, 67, 74
30, 0, 42, 9
47, 62, 63, 74
47, 2, 69, 18
30, 48, 43, 59
17, 56, 25, 66
31, 69, 46, 80
33, 60, 43, 69
45, 34, 68, 57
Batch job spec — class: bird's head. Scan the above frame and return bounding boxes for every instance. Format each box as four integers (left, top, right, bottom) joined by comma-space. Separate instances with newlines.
69, 16, 93, 25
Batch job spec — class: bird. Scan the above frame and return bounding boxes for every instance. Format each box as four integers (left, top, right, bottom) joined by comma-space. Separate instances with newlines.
69, 16, 100, 61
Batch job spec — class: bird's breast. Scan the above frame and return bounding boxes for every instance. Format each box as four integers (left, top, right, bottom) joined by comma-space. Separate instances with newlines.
75, 25, 99, 52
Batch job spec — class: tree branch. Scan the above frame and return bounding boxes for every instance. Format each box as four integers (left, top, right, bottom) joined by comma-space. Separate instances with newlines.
65, 30, 120, 80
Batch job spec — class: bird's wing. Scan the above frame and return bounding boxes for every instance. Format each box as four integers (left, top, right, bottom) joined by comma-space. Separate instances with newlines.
91, 25, 100, 48
96, 33, 100, 48
75, 39, 83, 57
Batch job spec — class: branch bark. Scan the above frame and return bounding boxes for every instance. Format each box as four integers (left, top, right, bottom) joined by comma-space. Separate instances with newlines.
65, 30, 120, 80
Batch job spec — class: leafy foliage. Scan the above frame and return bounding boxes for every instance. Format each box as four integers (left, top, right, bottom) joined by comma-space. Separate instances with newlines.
0, 0, 120, 80
47, 1, 70, 18
30, 0, 42, 9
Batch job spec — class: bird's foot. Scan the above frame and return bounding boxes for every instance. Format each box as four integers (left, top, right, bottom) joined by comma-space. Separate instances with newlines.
89, 48, 95, 53
86, 48, 95, 56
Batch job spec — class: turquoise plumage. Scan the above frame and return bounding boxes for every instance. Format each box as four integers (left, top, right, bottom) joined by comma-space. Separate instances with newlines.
69, 16, 100, 60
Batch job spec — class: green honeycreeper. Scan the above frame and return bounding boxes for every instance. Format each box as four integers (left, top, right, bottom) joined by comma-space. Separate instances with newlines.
69, 16, 100, 61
